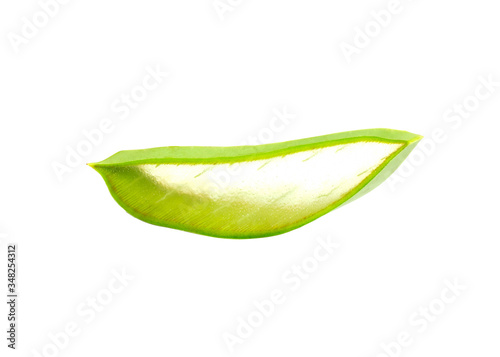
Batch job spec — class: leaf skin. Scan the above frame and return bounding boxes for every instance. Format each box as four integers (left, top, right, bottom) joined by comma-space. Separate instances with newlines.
90, 128, 422, 239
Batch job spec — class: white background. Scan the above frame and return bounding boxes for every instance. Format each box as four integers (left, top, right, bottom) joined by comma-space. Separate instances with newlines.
1, 0, 499, 356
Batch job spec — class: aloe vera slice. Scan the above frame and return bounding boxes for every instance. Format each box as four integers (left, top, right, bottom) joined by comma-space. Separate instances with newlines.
89, 129, 422, 238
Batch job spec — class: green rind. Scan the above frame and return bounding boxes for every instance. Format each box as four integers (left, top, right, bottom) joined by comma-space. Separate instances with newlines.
90, 129, 422, 238
90, 128, 421, 167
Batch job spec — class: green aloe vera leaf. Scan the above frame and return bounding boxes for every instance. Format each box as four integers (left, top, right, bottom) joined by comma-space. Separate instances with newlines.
89, 128, 422, 238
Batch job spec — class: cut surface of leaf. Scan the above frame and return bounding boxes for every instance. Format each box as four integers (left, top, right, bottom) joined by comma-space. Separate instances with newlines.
90, 129, 422, 238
